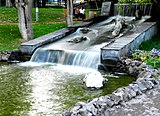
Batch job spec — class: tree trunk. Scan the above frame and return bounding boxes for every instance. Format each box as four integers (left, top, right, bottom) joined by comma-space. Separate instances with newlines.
15, 0, 33, 40
66, 0, 73, 27
6, 0, 13, 7
42, 0, 46, 8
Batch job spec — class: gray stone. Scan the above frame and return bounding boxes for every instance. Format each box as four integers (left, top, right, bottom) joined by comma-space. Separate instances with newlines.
144, 71, 152, 78
130, 84, 142, 95
75, 102, 86, 107
62, 111, 71, 116
125, 58, 132, 65
136, 82, 147, 92
85, 103, 98, 115
109, 94, 121, 105
94, 100, 107, 108
137, 71, 147, 78
71, 105, 81, 114
103, 96, 114, 107
136, 78, 151, 90
104, 109, 110, 116
78, 108, 89, 116
121, 88, 132, 102
128, 66, 134, 74
123, 87, 134, 100
113, 88, 125, 101
1, 53, 10, 61
124, 86, 136, 98
139, 62, 147, 70
145, 77, 159, 85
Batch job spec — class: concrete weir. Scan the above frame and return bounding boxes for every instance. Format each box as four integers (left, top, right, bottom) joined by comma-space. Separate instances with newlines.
20, 18, 157, 65
20, 21, 92, 55
101, 22, 157, 66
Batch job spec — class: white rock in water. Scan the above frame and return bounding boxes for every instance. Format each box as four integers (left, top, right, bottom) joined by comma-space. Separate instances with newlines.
83, 71, 107, 89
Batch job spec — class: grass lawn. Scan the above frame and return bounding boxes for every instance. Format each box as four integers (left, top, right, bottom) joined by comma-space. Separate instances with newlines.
139, 34, 160, 50
0, 7, 68, 52
0, 7, 91, 52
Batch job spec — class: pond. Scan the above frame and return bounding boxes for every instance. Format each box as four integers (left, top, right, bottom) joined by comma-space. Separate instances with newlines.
0, 62, 136, 116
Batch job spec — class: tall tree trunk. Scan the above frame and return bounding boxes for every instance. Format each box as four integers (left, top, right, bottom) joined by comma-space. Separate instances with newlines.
66, 0, 73, 27
6, 0, 13, 7
42, 0, 46, 8
15, 0, 33, 40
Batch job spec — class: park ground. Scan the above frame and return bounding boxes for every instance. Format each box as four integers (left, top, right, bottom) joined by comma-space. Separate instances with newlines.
0, 7, 91, 52
0, 7, 160, 68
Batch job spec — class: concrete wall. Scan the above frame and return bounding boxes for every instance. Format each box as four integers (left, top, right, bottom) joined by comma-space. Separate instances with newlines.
101, 22, 157, 66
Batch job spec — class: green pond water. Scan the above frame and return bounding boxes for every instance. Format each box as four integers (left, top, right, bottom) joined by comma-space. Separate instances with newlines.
0, 62, 136, 116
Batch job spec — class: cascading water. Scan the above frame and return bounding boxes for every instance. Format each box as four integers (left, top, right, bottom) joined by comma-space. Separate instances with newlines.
30, 16, 149, 70
0, 16, 149, 115
31, 49, 100, 69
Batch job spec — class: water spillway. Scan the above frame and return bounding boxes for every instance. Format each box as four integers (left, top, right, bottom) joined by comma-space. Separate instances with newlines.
17, 16, 157, 115
31, 49, 100, 69
30, 17, 117, 69
23, 16, 155, 69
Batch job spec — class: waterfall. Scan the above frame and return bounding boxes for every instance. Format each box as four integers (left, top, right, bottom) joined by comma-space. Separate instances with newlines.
30, 48, 100, 69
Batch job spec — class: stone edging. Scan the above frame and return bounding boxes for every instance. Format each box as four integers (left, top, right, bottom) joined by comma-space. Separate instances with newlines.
0, 50, 31, 62
62, 58, 160, 116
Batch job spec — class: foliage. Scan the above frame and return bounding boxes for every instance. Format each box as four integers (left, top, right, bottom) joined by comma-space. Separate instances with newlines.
33, 23, 66, 38
130, 48, 160, 68
139, 34, 160, 51
0, 23, 66, 52
118, 0, 151, 4
0, 7, 65, 23
0, 24, 23, 52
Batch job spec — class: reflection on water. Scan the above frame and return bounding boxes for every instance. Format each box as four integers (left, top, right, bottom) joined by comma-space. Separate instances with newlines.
0, 62, 136, 115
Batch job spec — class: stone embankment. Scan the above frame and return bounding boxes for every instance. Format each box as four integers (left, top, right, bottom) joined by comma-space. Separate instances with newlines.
0, 50, 31, 62
63, 58, 160, 116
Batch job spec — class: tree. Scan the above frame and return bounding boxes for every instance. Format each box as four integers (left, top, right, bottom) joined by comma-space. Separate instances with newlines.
15, 0, 33, 40
42, 0, 46, 7
6, 0, 13, 7
66, 0, 73, 26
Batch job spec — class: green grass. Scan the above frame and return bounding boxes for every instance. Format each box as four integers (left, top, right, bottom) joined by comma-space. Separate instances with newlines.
0, 23, 66, 52
33, 23, 66, 38
139, 34, 160, 50
0, 25, 22, 52
0, 7, 91, 52
0, 7, 18, 23
0, 7, 65, 23
0, 7, 68, 52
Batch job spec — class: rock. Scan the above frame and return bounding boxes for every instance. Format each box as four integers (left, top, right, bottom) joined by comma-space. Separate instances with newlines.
137, 77, 159, 89
145, 77, 159, 85
125, 58, 132, 65
129, 84, 142, 95
66, 36, 88, 43
83, 71, 107, 89
71, 105, 81, 114
124, 86, 136, 98
62, 111, 71, 116
75, 102, 86, 107
79, 28, 92, 34
136, 81, 147, 92
85, 103, 98, 115
108, 94, 121, 105
139, 62, 147, 70
137, 71, 147, 78
103, 96, 115, 107
113, 88, 125, 101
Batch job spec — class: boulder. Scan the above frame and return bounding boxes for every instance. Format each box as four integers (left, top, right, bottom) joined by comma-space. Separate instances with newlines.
83, 71, 107, 89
